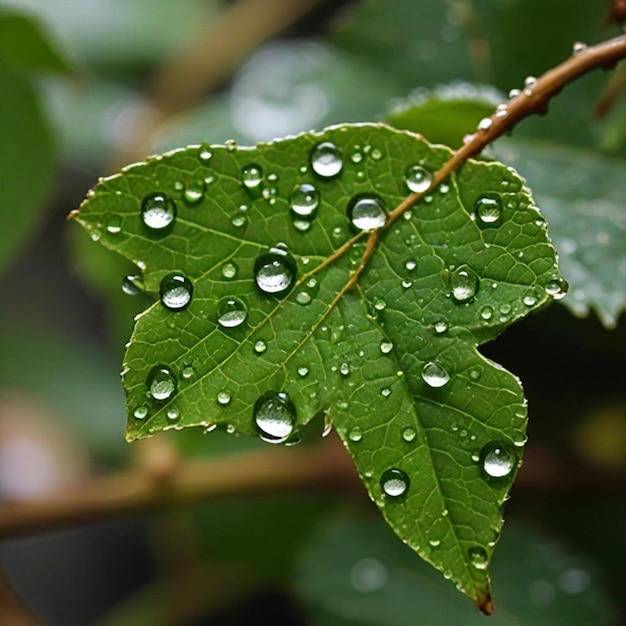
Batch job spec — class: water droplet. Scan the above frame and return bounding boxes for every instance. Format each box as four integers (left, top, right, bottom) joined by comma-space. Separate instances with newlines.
147, 365, 177, 401
297, 366, 309, 377
141, 193, 176, 233
183, 181, 205, 204
310, 141, 343, 178
428, 538, 441, 548
160, 273, 193, 310
222, 261, 238, 279
380, 468, 410, 497
401, 427, 416, 442
469, 546, 488, 570
572, 41, 587, 56
182, 366, 194, 379
217, 296, 248, 328
348, 194, 387, 231
379, 340, 393, 354
371, 148, 382, 160
381, 387, 391, 397
524, 76, 537, 88
374, 298, 386, 311
217, 390, 231, 405
289, 183, 320, 219
480, 441, 516, 478
122, 275, 143, 295
495, 103, 508, 118
348, 426, 362, 442
198, 145, 212, 163
468, 366, 482, 381
401, 279, 413, 289
254, 247, 296, 296
480, 305, 493, 320
133, 405, 148, 419
475, 193, 503, 226
350, 558, 388, 593
405, 258, 417, 271
434, 320, 448, 334
421, 361, 450, 388
241, 164, 263, 193
340, 362, 350, 376
254, 391, 296, 443
231, 214, 247, 228
523, 291, 537, 306
478, 117, 493, 131
350, 150, 363, 164
167, 408, 179, 421
508, 88, 521, 99
404, 165, 432, 193
450, 266, 478, 302
545, 277, 569, 299
253, 340, 267, 354
105, 215, 122, 234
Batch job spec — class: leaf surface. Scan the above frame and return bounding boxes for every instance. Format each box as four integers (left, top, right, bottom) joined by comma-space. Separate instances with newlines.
72, 123, 564, 609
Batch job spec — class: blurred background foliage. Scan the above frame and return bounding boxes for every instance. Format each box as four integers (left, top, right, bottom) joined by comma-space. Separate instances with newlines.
0, 0, 624, 624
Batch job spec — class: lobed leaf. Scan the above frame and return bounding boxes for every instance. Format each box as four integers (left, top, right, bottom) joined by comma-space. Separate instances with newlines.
72, 123, 564, 610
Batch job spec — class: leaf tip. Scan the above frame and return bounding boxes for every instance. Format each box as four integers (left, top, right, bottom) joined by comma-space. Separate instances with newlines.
476, 590, 495, 616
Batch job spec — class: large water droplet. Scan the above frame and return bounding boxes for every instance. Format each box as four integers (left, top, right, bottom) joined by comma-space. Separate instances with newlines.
147, 365, 177, 401
404, 165, 432, 193
380, 468, 410, 497
241, 163, 263, 193
254, 247, 296, 296
254, 391, 296, 443
545, 277, 569, 300
401, 427, 417, 442
310, 141, 343, 178
450, 266, 478, 302
469, 546, 488, 570
348, 426, 363, 442
141, 193, 176, 233
480, 441, 516, 478
122, 275, 143, 295
348, 194, 386, 231
217, 390, 231, 405
160, 273, 193, 311
421, 361, 450, 388
289, 183, 320, 219
475, 193, 503, 227
217, 296, 248, 328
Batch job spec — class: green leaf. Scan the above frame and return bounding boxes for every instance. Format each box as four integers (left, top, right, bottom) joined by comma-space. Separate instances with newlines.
295, 516, 614, 626
492, 139, 626, 328
0, 9, 72, 74
0, 62, 55, 274
71, 123, 564, 610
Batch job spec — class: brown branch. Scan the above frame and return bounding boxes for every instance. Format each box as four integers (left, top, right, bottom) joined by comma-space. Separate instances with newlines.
386, 33, 626, 226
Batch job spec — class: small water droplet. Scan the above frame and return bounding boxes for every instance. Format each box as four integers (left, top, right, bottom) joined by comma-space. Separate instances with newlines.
231, 214, 247, 228
402, 427, 416, 442
241, 164, 263, 192
217, 296, 248, 328
350, 150, 363, 164
254, 247, 296, 296
141, 193, 176, 233
122, 274, 143, 295
450, 266, 478, 302
475, 193, 503, 226
381, 387, 391, 397
348, 426, 363, 442
405, 258, 417, 271
297, 366, 309, 377
348, 194, 387, 231
167, 408, 180, 421
253, 340, 267, 354
434, 320, 448, 334
469, 546, 488, 570
523, 291, 537, 306
198, 145, 212, 163
310, 141, 343, 178
289, 183, 320, 219
380, 340, 393, 354
572, 41, 587, 56
545, 277, 569, 300
371, 148, 382, 160
105, 214, 122, 234
183, 180, 205, 204
524, 76, 537, 88
508, 88, 521, 99
421, 361, 450, 388
160, 273, 193, 311
380, 468, 410, 497
295, 291, 312, 305
374, 298, 386, 311
254, 391, 296, 443
182, 366, 194, 379
217, 390, 231, 405
480, 441, 516, 478
468, 366, 482, 381
222, 261, 238, 280
428, 538, 441, 548
133, 405, 148, 420
147, 365, 177, 401
478, 117, 493, 131
402, 279, 413, 289
480, 305, 493, 320
495, 103, 508, 118
340, 362, 350, 376
404, 165, 432, 193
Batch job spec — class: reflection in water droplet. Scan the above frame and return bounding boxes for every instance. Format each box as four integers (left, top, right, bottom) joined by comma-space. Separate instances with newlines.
122, 275, 143, 295
105, 215, 122, 234
147, 365, 177, 401
405, 258, 417, 271
523, 291, 537, 307
380, 468, 410, 497
160, 273, 193, 310
295, 291, 312, 305
350, 558, 388, 593
545, 277, 569, 300
198, 145, 212, 163
310, 142, 343, 178
253, 340, 267, 354
480, 441, 516, 478
141, 193, 176, 232
401, 427, 416, 442
450, 266, 478, 302
222, 261, 238, 279
289, 183, 320, 218
469, 546, 488, 570
475, 193, 503, 226
421, 361, 450, 388
183, 181, 205, 204
133, 405, 148, 420
348, 426, 362, 442
167, 408, 179, 421
241, 164, 263, 192
404, 165, 432, 193
380, 340, 393, 354
254, 391, 296, 443
348, 194, 387, 231
254, 247, 297, 296
217, 390, 231, 405
217, 296, 248, 328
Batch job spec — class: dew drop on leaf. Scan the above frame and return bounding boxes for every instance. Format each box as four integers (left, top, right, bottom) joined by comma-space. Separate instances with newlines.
198, 145, 212, 164
167, 408, 180, 421
241, 163, 263, 192
348, 194, 387, 231
159, 272, 193, 311
404, 165, 432, 193
474, 193, 503, 226
254, 391, 296, 442
141, 193, 176, 233
253, 340, 267, 354
289, 183, 320, 218
421, 361, 450, 388
310, 141, 343, 178
297, 366, 309, 377
480, 441, 516, 478
254, 247, 297, 296
181, 366, 194, 379
379, 340, 393, 354
183, 181, 205, 205
133, 405, 148, 419
217, 390, 231, 405
545, 277, 569, 300
105, 214, 122, 234
217, 296, 248, 328
401, 427, 417, 442
348, 426, 363, 442
147, 365, 177, 401
480, 305, 493, 320
469, 546, 488, 570
434, 319, 448, 334
450, 266, 478, 302
380, 468, 410, 497
222, 261, 238, 280
122, 274, 143, 295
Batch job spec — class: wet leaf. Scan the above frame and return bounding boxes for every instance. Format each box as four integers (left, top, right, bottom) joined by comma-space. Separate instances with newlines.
71, 123, 563, 609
